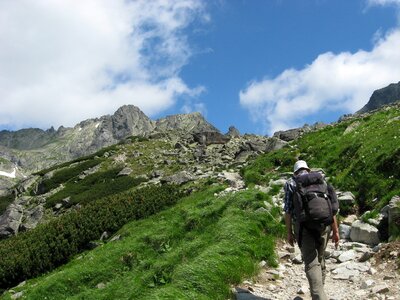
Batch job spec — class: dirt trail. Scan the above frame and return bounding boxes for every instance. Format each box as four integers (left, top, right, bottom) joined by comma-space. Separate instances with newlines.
235, 239, 400, 300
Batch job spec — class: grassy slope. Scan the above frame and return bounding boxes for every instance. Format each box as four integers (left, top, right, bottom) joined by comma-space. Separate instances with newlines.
1, 186, 283, 300
2, 106, 398, 299
243, 105, 400, 213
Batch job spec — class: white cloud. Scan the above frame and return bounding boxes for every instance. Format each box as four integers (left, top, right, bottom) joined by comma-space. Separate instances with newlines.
239, 29, 400, 135
180, 100, 207, 116
367, 0, 400, 6
0, 0, 206, 130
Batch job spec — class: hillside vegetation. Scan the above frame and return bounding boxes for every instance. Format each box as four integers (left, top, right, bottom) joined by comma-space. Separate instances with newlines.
243, 105, 400, 214
0, 104, 399, 299
0, 185, 283, 299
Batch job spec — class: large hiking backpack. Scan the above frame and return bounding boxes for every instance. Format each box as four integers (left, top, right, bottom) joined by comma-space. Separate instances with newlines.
293, 172, 336, 227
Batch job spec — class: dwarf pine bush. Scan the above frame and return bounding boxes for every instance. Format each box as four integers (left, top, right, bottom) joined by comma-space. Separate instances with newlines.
0, 184, 182, 290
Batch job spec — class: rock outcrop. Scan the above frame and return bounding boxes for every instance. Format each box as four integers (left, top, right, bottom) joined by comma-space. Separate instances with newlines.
357, 81, 400, 114
273, 122, 327, 141
155, 112, 219, 134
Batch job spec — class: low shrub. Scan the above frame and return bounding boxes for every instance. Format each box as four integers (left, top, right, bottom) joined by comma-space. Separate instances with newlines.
45, 167, 146, 207
36, 159, 102, 195
0, 184, 182, 289
0, 194, 14, 215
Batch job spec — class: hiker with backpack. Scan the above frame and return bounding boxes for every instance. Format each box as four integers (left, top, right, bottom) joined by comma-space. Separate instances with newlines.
284, 160, 339, 300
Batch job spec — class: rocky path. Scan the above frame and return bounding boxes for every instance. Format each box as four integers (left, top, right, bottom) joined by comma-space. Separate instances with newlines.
234, 239, 400, 300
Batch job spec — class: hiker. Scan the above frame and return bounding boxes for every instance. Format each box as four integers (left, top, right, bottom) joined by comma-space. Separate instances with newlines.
284, 160, 339, 300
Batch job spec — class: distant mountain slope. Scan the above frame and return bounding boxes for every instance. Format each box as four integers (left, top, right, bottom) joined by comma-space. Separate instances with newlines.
357, 81, 400, 113
0, 105, 220, 175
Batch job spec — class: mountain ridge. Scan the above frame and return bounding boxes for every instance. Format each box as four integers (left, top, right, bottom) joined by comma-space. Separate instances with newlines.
357, 81, 400, 113
0, 105, 220, 175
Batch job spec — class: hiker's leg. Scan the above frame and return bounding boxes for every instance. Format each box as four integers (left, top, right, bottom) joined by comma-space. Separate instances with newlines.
301, 228, 328, 300
317, 225, 331, 285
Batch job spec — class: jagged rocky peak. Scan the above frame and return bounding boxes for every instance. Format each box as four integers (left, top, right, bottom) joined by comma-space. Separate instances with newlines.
155, 111, 219, 133
358, 81, 400, 114
109, 105, 155, 139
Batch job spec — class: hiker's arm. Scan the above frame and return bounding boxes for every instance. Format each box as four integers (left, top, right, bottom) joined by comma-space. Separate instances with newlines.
332, 215, 339, 248
285, 212, 295, 246
283, 181, 295, 246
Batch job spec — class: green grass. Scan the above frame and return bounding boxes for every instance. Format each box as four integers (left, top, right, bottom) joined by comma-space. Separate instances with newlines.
243, 106, 400, 214
0, 187, 284, 300
0, 185, 182, 290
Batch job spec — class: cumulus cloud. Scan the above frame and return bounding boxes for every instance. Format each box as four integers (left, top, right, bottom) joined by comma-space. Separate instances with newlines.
0, 0, 206, 130
239, 29, 400, 135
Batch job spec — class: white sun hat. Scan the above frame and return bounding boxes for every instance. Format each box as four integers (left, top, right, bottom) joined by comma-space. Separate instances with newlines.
293, 160, 310, 174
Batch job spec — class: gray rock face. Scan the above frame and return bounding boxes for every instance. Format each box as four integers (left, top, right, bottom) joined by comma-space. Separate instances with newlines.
193, 131, 230, 145
161, 171, 195, 185
350, 220, 380, 245
339, 224, 351, 239
357, 81, 400, 113
110, 105, 155, 140
0, 203, 23, 238
337, 191, 355, 203
19, 205, 44, 232
218, 171, 245, 189
273, 123, 327, 141
117, 167, 133, 177
155, 112, 219, 133
226, 126, 240, 138
273, 127, 308, 142
264, 138, 287, 152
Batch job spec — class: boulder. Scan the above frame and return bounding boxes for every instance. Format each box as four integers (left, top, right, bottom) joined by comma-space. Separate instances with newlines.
0, 203, 23, 238
273, 127, 309, 141
193, 131, 229, 145
337, 250, 356, 263
265, 138, 287, 152
342, 214, 357, 225
337, 192, 356, 215
19, 205, 44, 231
245, 140, 266, 152
234, 151, 254, 163
17, 175, 40, 194
350, 220, 380, 245
337, 191, 355, 201
161, 171, 195, 185
343, 121, 361, 135
388, 195, 400, 240
117, 167, 133, 176
361, 279, 375, 289
226, 126, 240, 138
219, 172, 245, 189
339, 224, 351, 239
372, 283, 389, 294
331, 266, 360, 280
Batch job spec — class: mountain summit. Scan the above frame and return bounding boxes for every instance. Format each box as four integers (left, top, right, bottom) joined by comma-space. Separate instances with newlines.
357, 81, 400, 113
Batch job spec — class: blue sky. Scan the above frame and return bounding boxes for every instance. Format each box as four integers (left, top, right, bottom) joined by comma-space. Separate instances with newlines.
0, 0, 399, 135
